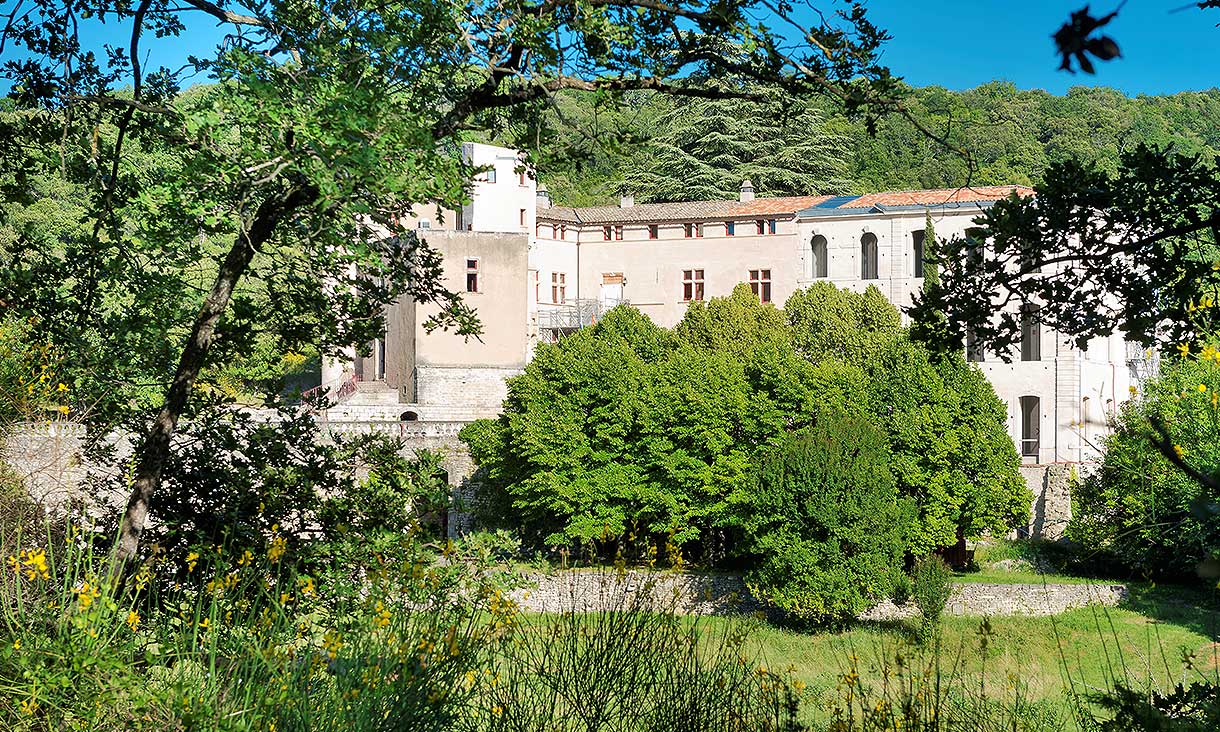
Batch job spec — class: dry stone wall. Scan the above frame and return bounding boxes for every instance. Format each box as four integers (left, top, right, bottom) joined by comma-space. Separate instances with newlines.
510, 570, 1128, 619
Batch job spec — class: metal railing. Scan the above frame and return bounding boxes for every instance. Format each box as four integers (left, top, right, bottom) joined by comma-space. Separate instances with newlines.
536, 298, 625, 332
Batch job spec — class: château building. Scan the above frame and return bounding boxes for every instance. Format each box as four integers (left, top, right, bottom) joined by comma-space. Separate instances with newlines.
322, 143, 1146, 484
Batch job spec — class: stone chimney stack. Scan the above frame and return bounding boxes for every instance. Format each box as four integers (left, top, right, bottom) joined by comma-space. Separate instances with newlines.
620, 193, 634, 208
739, 180, 755, 203
536, 184, 552, 209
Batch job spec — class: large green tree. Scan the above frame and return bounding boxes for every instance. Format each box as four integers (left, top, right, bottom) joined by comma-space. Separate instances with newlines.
619, 90, 850, 202
0, 0, 908, 561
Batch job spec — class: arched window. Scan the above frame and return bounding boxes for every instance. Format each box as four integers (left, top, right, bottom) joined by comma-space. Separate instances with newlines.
400, 410, 419, 421
860, 232, 878, 280
1019, 396, 1041, 458
811, 235, 828, 278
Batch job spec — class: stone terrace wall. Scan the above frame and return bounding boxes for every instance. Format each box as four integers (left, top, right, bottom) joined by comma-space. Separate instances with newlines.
511, 570, 1129, 619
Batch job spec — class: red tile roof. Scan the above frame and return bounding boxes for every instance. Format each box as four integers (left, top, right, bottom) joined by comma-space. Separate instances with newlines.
727, 195, 834, 216
536, 186, 1035, 224
841, 185, 1034, 209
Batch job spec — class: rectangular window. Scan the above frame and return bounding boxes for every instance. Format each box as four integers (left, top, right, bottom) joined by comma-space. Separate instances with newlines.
603, 225, 612, 241
649, 224, 659, 239
485, 168, 497, 184
965, 227, 985, 270
966, 328, 984, 362
695, 223, 704, 238
749, 269, 772, 303
551, 272, 567, 304
755, 220, 765, 235
518, 171, 526, 186
614, 225, 623, 240
682, 269, 705, 302
684, 223, 694, 238
912, 230, 926, 278
768, 219, 777, 235
550, 224, 557, 239
465, 258, 479, 293
532, 269, 539, 304
560, 225, 567, 240
519, 209, 527, 227
1021, 305, 1041, 361
1020, 395, 1041, 458
726, 221, 735, 236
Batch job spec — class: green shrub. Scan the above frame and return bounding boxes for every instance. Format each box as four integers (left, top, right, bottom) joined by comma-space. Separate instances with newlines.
740, 408, 915, 622
912, 555, 954, 643
1069, 343, 1220, 578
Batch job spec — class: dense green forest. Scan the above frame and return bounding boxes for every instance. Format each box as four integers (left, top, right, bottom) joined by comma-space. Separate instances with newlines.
535, 82, 1220, 206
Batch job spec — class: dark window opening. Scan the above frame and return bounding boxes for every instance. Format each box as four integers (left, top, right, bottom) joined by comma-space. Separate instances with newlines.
912, 230, 926, 278
401, 410, 419, 421
726, 221, 736, 236
1020, 395, 1041, 458
749, 269, 772, 303
1021, 305, 1041, 361
649, 224, 659, 239
861, 232, 879, 280
811, 235, 828, 278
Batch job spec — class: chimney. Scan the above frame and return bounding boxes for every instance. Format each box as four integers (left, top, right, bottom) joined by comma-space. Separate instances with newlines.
739, 179, 755, 203
620, 193, 634, 208
536, 184, 552, 209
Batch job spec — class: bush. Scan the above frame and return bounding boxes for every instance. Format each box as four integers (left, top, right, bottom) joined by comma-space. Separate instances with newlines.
912, 555, 954, 643
1070, 343, 1220, 578
740, 408, 915, 622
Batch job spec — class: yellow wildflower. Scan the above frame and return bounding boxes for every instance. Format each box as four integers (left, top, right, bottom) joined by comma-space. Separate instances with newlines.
1199, 384, 1209, 393
1178, 343, 1191, 357
125, 611, 140, 632
238, 549, 254, 567
186, 551, 199, 573
299, 576, 316, 598
74, 581, 101, 611
373, 601, 391, 628
268, 536, 287, 563
1174, 444, 1186, 460
19, 548, 49, 581
56, 382, 68, 392
56, 405, 69, 415
12, 639, 20, 651
323, 630, 343, 660
1129, 385, 1138, 396
19, 698, 38, 716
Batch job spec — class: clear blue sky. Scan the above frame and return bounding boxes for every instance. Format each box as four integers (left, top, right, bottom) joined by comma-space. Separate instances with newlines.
2, 1, 1215, 97
855, 0, 1216, 95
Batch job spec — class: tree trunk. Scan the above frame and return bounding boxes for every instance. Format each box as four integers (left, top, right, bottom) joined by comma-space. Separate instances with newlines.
114, 186, 315, 563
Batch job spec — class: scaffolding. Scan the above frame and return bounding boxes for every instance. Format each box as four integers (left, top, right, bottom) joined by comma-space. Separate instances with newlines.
536, 299, 623, 342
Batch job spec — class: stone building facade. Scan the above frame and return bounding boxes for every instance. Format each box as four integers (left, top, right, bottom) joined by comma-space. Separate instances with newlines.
311, 144, 1142, 538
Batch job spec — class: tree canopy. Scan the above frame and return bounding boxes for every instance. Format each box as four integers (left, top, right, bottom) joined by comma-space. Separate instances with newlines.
0, 0, 911, 560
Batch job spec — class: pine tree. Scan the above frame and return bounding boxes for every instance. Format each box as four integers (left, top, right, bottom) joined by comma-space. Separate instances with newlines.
621, 90, 850, 202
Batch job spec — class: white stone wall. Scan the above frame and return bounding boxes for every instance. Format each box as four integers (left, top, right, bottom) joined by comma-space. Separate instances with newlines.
414, 365, 521, 417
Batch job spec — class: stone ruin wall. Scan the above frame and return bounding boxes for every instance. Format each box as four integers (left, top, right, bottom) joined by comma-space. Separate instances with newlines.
511, 569, 1129, 619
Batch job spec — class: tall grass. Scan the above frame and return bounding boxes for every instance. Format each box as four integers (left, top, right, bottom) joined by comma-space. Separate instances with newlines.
0, 518, 801, 731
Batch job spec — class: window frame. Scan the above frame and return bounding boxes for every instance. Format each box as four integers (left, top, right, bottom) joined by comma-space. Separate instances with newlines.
811, 234, 828, 278
648, 224, 659, 239
748, 268, 772, 303
860, 232, 879, 280
1019, 395, 1041, 458
681, 268, 705, 302
911, 230, 926, 278
1020, 304, 1041, 361
551, 272, 567, 304
603, 225, 613, 241
465, 258, 480, 293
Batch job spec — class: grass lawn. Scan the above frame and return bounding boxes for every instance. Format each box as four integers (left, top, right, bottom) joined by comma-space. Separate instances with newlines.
732, 583, 1220, 727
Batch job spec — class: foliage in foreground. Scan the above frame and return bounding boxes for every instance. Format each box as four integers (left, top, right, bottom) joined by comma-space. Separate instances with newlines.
1071, 343, 1220, 578
0, 521, 798, 731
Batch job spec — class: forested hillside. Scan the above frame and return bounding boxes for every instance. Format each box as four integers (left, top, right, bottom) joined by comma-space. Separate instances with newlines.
535, 82, 1220, 206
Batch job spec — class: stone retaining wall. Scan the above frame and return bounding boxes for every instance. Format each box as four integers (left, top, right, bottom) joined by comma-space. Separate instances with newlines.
510, 570, 1129, 619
